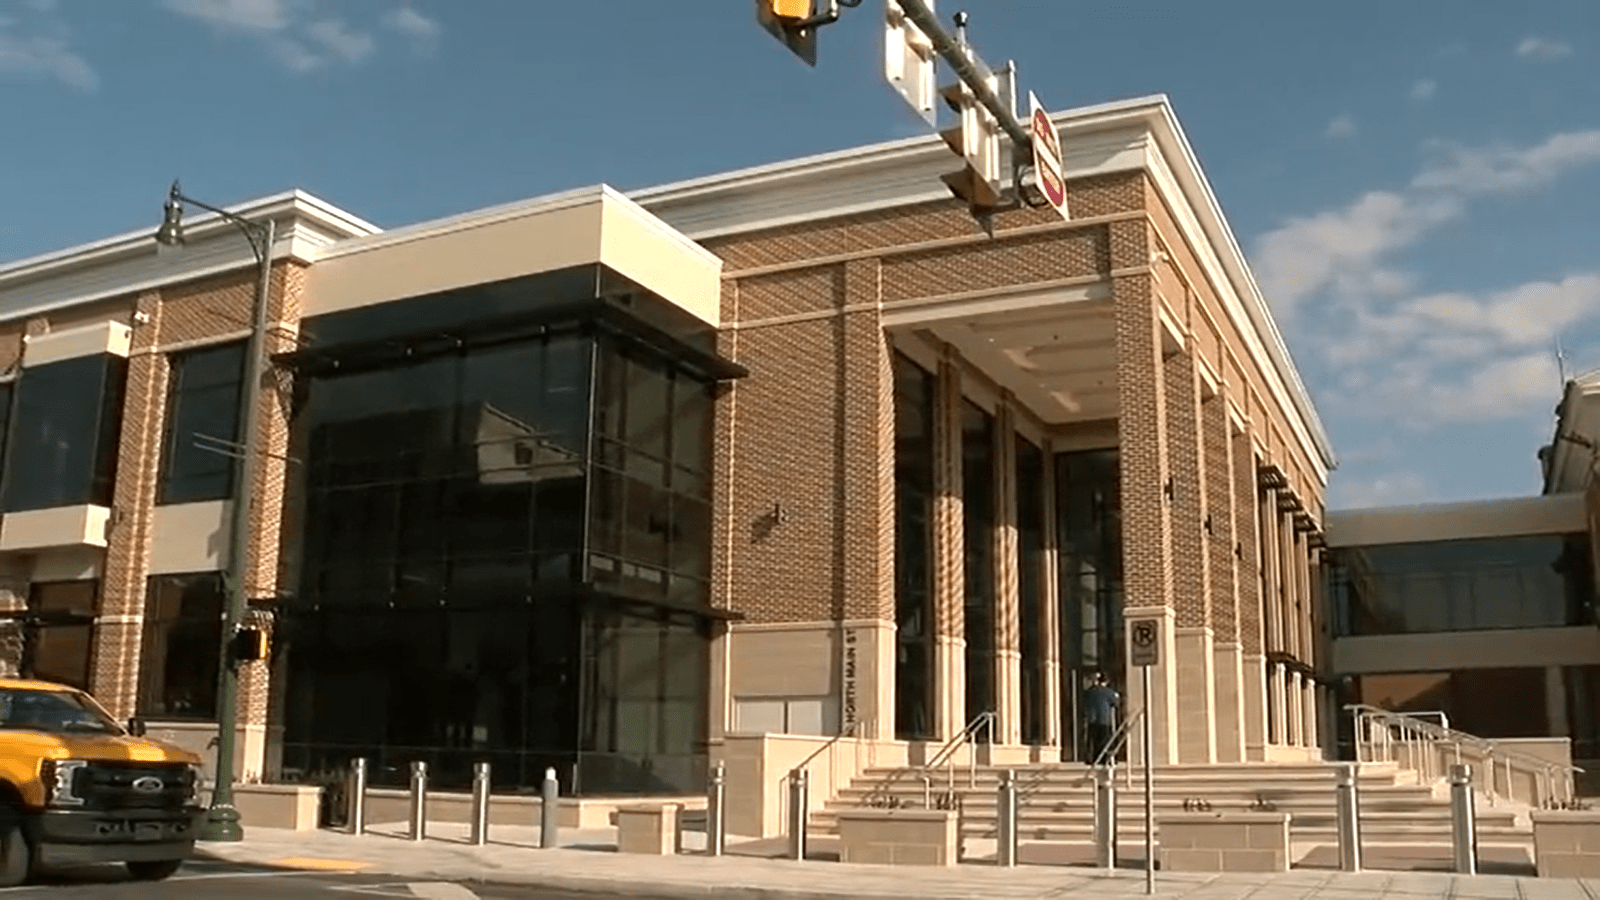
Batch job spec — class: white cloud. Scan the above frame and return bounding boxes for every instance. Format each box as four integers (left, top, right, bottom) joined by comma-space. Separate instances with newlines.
0, 5, 95, 90
1326, 115, 1357, 140
1413, 131, 1600, 194
1517, 36, 1573, 60
1256, 129, 1600, 318
161, 0, 437, 72
1330, 472, 1430, 510
1409, 79, 1437, 101
382, 6, 438, 43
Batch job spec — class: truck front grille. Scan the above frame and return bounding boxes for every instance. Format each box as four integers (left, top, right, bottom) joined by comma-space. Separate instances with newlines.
73, 762, 195, 811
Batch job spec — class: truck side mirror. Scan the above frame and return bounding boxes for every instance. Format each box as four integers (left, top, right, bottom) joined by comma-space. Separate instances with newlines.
127, 717, 147, 737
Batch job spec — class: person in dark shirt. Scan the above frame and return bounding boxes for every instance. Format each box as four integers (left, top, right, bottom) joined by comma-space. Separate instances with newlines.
1083, 671, 1122, 763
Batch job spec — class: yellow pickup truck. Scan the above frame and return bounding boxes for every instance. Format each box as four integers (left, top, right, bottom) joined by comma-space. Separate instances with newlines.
0, 678, 204, 886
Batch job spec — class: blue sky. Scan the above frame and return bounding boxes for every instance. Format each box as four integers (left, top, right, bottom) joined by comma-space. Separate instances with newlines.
1, 0, 1596, 509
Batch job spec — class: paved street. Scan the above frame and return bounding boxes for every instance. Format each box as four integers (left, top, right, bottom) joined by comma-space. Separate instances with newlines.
0, 860, 611, 900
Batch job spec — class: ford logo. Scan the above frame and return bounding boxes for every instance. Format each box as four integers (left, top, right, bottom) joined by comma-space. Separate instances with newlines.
131, 777, 164, 794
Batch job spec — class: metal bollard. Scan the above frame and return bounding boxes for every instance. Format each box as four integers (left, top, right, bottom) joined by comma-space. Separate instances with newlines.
407, 761, 428, 841
1094, 764, 1118, 869
786, 768, 809, 861
346, 757, 368, 836
469, 761, 491, 846
1449, 764, 1478, 875
540, 767, 560, 849
996, 769, 1019, 867
707, 761, 727, 857
1334, 763, 1362, 872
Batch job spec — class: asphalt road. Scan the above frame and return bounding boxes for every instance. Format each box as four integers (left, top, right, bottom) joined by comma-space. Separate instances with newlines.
0, 859, 645, 899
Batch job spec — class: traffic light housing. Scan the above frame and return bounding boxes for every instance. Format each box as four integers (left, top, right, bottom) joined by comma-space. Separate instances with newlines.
938, 79, 1004, 210
756, 0, 819, 66
231, 626, 269, 663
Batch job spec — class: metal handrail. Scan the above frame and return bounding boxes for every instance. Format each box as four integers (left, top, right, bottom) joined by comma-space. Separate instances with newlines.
862, 711, 995, 808
1347, 704, 1584, 807
1015, 710, 1145, 803
789, 720, 860, 778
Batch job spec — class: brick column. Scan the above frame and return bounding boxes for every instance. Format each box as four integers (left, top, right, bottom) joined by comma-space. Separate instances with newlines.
932, 351, 966, 743
1234, 432, 1268, 761
1301, 537, 1320, 753
91, 291, 167, 720
238, 262, 308, 777
1110, 244, 1177, 766
1165, 351, 1215, 764
994, 398, 1022, 746
1259, 486, 1286, 747
1280, 507, 1303, 748
1040, 438, 1062, 751
1205, 397, 1245, 763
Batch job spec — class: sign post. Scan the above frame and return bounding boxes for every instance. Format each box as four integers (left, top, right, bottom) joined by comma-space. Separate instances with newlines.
1130, 618, 1160, 895
1028, 92, 1069, 220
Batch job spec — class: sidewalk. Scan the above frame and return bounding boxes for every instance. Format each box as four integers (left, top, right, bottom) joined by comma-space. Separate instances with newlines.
196, 822, 1596, 900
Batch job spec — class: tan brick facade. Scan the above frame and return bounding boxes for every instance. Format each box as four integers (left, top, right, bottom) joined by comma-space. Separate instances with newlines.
704, 163, 1327, 761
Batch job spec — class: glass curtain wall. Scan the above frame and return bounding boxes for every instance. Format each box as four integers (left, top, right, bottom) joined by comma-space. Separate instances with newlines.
1055, 449, 1124, 761
280, 327, 715, 796
892, 353, 937, 741
961, 402, 997, 730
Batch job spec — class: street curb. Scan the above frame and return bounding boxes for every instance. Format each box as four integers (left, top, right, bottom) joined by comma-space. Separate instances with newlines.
192, 848, 1017, 900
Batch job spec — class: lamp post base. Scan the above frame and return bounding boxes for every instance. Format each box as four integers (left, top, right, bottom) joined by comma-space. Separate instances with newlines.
198, 804, 244, 843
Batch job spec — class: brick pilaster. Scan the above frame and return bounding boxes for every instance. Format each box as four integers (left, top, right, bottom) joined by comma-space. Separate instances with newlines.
1040, 437, 1062, 750
1110, 225, 1177, 764
1165, 350, 1215, 764
932, 350, 966, 742
91, 290, 167, 719
1234, 431, 1267, 760
1205, 395, 1244, 762
993, 396, 1021, 746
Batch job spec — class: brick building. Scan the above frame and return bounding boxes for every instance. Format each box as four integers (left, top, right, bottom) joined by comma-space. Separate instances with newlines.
0, 95, 1333, 802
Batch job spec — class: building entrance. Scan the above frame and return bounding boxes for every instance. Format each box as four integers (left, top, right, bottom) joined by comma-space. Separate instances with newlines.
1055, 448, 1125, 762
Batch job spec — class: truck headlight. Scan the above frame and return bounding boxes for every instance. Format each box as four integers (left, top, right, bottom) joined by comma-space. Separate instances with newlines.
185, 764, 204, 803
41, 759, 87, 807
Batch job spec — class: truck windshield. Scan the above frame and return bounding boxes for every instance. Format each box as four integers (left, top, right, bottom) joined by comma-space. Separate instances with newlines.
0, 689, 121, 735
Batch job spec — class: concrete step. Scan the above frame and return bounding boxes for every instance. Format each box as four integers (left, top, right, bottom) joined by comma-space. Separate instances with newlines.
808, 816, 1530, 841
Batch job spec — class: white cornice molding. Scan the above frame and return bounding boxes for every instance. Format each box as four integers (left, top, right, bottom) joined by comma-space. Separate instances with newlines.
630, 94, 1335, 474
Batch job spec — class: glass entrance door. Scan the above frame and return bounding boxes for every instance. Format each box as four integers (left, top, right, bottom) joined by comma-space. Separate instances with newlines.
1055, 449, 1126, 762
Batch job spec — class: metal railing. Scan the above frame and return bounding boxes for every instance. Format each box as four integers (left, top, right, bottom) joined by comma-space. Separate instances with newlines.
788, 720, 861, 782
1347, 704, 1583, 808
861, 711, 996, 809
1016, 710, 1145, 803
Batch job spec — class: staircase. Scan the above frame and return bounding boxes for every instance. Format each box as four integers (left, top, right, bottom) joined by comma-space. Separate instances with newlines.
812, 759, 1530, 844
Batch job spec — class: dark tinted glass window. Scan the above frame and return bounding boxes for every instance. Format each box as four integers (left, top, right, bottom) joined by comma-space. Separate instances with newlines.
2, 355, 127, 512
160, 342, 245, 505
1016, 438, 1047, 745
137, 573, 224, 719
962, 401, 996, 730
1328, 533, 1595, 636
892, 352, 936, 741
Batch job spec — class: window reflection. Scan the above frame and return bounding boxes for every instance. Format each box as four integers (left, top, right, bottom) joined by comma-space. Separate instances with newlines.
159, 342, 245, 505
138, 573, 224, 719
892, 352, 936, 741
2, 355, 127, 512
1328, 534, 1595, 636
282, 328, 717, 795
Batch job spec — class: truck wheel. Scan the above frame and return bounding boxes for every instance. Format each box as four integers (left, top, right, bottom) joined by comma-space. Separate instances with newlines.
126, 858, 184, 881
0, 820, 32, 888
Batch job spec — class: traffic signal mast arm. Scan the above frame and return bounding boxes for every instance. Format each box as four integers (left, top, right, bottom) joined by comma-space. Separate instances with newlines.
892, 0, 1033, 156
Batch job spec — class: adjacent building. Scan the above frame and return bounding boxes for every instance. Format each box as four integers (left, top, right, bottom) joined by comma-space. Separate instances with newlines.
0, 95, 1334, 803
1321, 369, 1600, 787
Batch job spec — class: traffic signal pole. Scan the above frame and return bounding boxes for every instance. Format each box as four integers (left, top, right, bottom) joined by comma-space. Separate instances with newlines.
893, 1, 1032, 155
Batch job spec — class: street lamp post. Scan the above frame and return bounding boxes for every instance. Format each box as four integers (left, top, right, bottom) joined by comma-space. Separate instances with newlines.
154, 180, 275, 843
